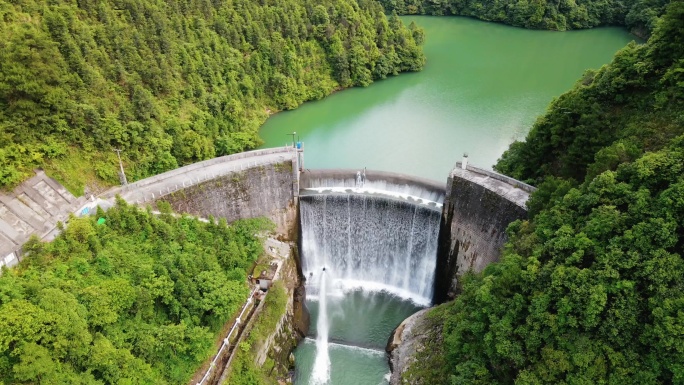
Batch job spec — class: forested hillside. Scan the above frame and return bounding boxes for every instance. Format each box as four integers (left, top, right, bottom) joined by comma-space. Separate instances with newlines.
379, 0, 670, 35
0, 200, 271, 384
0, 0, 424, 192
421, 3, 684, 384
496, 0, 684, 187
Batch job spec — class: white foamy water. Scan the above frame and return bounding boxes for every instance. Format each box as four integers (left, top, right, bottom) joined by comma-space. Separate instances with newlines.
301, 194, 439, 301
305, 278, 431, 307
311, 271, 330, 384
304, 338, 386, 356
302, 187, 443, 209
300, 192, 439, 384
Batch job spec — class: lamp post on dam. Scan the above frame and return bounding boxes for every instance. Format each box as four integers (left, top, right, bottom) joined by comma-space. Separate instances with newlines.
286, 131, 305, 171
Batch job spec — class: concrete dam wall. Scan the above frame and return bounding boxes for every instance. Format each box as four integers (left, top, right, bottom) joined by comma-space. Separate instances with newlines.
300, 169, 446, 207
104, 147, 300, 236
299, 166, 533, 305
5, 149, 533, 308
153, 162, 297, 235
432, 162, 535, 304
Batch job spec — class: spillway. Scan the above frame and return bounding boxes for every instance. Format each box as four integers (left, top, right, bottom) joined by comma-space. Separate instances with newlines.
300, 194, 440, 305
298, 183, 442, 385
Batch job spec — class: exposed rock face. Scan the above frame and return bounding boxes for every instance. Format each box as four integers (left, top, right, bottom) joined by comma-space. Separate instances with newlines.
387, 308, 434, 385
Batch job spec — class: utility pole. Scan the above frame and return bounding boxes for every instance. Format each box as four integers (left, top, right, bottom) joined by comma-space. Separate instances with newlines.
114, 149, 128, 185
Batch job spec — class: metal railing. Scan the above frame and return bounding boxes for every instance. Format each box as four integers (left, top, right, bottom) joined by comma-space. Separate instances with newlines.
131, 158, 287, 204
106, 146, 296, 198
197, 287, 259, 385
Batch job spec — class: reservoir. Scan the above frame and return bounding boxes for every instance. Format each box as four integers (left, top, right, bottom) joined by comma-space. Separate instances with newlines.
258, 17, 636, 385
259, 16, 636, 180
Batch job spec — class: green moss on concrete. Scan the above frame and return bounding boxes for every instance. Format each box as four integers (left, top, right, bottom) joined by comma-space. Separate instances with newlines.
399, 304, 451, 385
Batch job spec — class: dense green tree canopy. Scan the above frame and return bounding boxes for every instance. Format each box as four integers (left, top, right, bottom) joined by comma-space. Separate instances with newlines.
426, 3, 684, 384
0, 0, 425, 192
414, 2, 684, 385
496, 0, 684, 185
378, 0, 671, 35
0, 200, 271, 384
443, 137, 684, 384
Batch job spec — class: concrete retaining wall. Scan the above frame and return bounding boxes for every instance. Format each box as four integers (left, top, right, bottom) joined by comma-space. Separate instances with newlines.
251, 240, 308, 379
433, 164, 534, 304
154, 161, 298, 236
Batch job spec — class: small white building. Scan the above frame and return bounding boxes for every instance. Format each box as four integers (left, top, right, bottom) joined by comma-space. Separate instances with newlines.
253, 262, 278, 291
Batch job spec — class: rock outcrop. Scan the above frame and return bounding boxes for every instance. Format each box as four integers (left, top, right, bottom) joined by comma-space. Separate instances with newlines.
387, 308, 435, 385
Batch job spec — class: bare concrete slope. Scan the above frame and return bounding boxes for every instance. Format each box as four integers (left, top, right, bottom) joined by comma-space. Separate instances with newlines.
0, 170, 86, 267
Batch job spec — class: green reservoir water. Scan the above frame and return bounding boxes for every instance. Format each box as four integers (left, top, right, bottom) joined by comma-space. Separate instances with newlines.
280, 17, 636, 385
304, 290, 423, 348
259, 16, 636, 181
294, 291, 422, 385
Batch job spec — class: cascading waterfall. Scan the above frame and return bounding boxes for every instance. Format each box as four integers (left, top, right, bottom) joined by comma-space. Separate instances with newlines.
301, 194, 440, 304
311, 271, 330, 383
300, 192, 441, 384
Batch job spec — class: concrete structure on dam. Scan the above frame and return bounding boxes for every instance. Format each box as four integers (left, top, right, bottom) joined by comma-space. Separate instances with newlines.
102, 146, 301, 235
433, 161, 535, 303
300, 169, 446, 198
299, 168, 446, 210
2, 148, 534, 304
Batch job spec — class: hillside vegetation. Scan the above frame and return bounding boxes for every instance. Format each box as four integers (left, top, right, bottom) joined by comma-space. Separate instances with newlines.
423, 3, 684, 384
378, 0, 670, 35
0, 0, 424, 193
0, 200, 272, 384
496, 0, 684, 187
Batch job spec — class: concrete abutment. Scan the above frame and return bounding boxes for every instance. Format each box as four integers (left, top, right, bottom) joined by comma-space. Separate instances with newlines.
433, 162, 534, 304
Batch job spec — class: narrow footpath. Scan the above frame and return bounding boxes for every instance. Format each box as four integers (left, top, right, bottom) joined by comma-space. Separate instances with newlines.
192, 237, 292, 385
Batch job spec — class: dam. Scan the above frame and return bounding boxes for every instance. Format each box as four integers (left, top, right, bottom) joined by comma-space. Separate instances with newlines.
0, 149, 533, 384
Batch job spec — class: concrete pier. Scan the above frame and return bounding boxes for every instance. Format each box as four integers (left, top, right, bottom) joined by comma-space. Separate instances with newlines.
433, 162, 535, 304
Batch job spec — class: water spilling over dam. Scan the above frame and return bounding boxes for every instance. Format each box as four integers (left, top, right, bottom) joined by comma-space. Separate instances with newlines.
297, 173, 444, 384
300, 194, 440, 305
